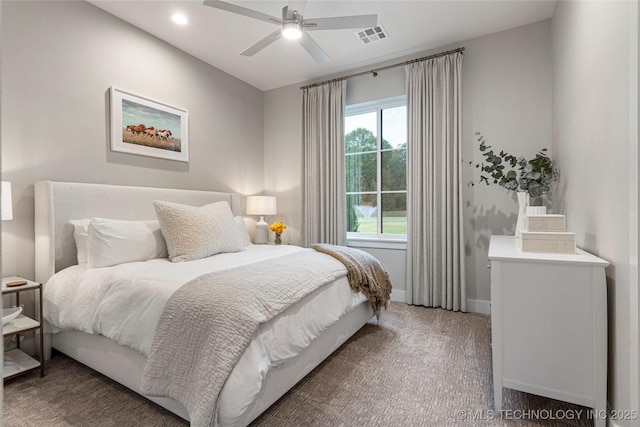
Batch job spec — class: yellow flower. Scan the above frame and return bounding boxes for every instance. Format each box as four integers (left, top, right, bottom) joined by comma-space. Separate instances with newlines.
269, 221, 287, 235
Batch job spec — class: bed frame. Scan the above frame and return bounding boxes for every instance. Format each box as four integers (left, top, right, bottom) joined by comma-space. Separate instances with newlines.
34, 181, 373, 425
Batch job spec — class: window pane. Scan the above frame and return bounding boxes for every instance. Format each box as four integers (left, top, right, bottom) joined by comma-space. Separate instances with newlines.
381, 149, 407, 191
345, 99, 407, 239
345, 112, 377, 154
382, 193, 407, 235
347, 194, 377, 233
381, 106, 406, 149
346, 152, 377, 193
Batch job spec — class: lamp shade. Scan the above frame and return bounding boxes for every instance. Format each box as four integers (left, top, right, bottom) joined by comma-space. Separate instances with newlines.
2, 181, 13, 221
246, 196, 277, 216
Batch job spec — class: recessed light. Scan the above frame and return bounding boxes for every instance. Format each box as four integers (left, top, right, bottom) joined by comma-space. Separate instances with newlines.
172, 13, 188, 25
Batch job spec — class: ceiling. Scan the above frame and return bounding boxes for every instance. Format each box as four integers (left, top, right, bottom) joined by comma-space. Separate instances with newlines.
88, 0, 557, 91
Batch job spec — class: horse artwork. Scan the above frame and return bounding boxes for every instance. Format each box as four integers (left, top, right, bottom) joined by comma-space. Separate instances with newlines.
121, 102, 180, 151
111, 86, 188, 162
126, 124, 146, 135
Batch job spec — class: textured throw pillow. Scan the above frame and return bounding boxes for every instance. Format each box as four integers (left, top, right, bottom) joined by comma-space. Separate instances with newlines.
153, 200, 244, 262
69, 219, 91, 264
235, 216, 252, 247
86, 218, 168, 268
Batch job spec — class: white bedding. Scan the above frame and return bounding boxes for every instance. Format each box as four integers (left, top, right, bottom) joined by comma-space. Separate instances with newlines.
44, 245, 367, 426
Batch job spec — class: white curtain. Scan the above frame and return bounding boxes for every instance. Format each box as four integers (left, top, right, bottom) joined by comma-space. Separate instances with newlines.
301, 80, 347, 247
405, 52, 466, 311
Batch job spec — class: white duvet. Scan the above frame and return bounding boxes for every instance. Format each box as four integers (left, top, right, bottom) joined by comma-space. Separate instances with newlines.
44, 245, 367, 426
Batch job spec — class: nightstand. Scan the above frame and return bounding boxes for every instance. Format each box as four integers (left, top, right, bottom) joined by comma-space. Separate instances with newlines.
2, 276, 45, 379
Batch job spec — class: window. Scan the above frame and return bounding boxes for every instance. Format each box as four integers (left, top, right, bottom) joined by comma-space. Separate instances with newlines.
345, 96, 407, 240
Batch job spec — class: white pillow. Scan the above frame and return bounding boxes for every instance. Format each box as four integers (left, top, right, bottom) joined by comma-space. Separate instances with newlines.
87, 218, 168, 268
235, 216, 251, 247
69, 219, 91, 264
153, 200, 244, 262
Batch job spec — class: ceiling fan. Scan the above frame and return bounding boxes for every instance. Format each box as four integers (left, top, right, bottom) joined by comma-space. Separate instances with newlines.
202, 0, 378, 64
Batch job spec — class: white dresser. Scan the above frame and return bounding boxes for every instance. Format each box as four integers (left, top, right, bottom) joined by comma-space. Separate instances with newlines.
488, 235, 609, 426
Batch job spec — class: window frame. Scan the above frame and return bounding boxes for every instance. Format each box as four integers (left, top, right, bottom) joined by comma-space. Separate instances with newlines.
345, 95, 407, 243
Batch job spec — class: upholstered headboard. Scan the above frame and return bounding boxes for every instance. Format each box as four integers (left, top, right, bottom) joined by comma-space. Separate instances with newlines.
34, 181, 242, 284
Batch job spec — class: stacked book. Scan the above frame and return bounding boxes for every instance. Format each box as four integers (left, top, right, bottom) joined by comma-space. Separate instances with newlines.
519, 209, 576, 254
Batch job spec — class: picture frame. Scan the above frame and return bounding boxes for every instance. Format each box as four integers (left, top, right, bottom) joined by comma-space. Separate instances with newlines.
110, 86, 189, 162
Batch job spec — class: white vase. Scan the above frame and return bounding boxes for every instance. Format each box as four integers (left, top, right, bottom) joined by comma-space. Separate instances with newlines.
515, 191, 530, 238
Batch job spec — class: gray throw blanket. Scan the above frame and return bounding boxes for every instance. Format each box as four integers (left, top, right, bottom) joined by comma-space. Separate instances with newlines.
140, 249, 348, 427
311, 243, 392, 318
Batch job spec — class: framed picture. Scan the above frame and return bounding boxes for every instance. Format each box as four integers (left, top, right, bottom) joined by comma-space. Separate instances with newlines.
110, 86, 189, 162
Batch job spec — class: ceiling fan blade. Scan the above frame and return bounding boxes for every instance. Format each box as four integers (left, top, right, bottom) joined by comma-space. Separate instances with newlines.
287, 0, 307, 16
305, 14, 378, 31
240, 30, 282, 57
203, 0, 281, 24
299, 33, 330, 64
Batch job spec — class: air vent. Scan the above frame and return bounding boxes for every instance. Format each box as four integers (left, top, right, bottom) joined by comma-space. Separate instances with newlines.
355, 24, 388, 44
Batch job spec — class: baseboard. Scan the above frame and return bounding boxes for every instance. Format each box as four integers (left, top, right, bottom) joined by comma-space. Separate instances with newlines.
389, 293, 490, 315
466, 298, 491, 315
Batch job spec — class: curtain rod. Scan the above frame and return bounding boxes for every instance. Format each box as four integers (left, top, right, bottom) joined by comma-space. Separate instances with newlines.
300, 47, 465, 90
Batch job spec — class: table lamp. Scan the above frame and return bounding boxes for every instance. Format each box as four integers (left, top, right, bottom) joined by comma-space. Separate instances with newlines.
246, 196, 276, 244
2, 181, 13, 221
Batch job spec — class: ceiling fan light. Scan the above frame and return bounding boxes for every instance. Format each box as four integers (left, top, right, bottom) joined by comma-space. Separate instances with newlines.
171, 13, 188, 25
282, 22, 302, 40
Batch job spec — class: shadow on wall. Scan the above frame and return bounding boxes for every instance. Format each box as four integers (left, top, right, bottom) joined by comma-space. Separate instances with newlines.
551, 169, 567, 218
545, 172, 601, 254
466, 200, 516, 255
4, 185, 37, 280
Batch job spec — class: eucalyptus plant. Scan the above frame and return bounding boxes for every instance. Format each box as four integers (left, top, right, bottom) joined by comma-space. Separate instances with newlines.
471, 132, 558, 199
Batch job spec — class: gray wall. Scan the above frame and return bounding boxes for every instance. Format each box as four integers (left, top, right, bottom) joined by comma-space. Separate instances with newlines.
1, 1, 265, 279
552, 0, 637, 417
264, 20, 552, 311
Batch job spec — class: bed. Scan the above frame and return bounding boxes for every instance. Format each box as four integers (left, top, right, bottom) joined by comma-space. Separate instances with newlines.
34, 181, 382, 427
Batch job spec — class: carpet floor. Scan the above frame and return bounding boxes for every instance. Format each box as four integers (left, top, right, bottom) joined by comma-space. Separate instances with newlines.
4, 302, 594, 426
